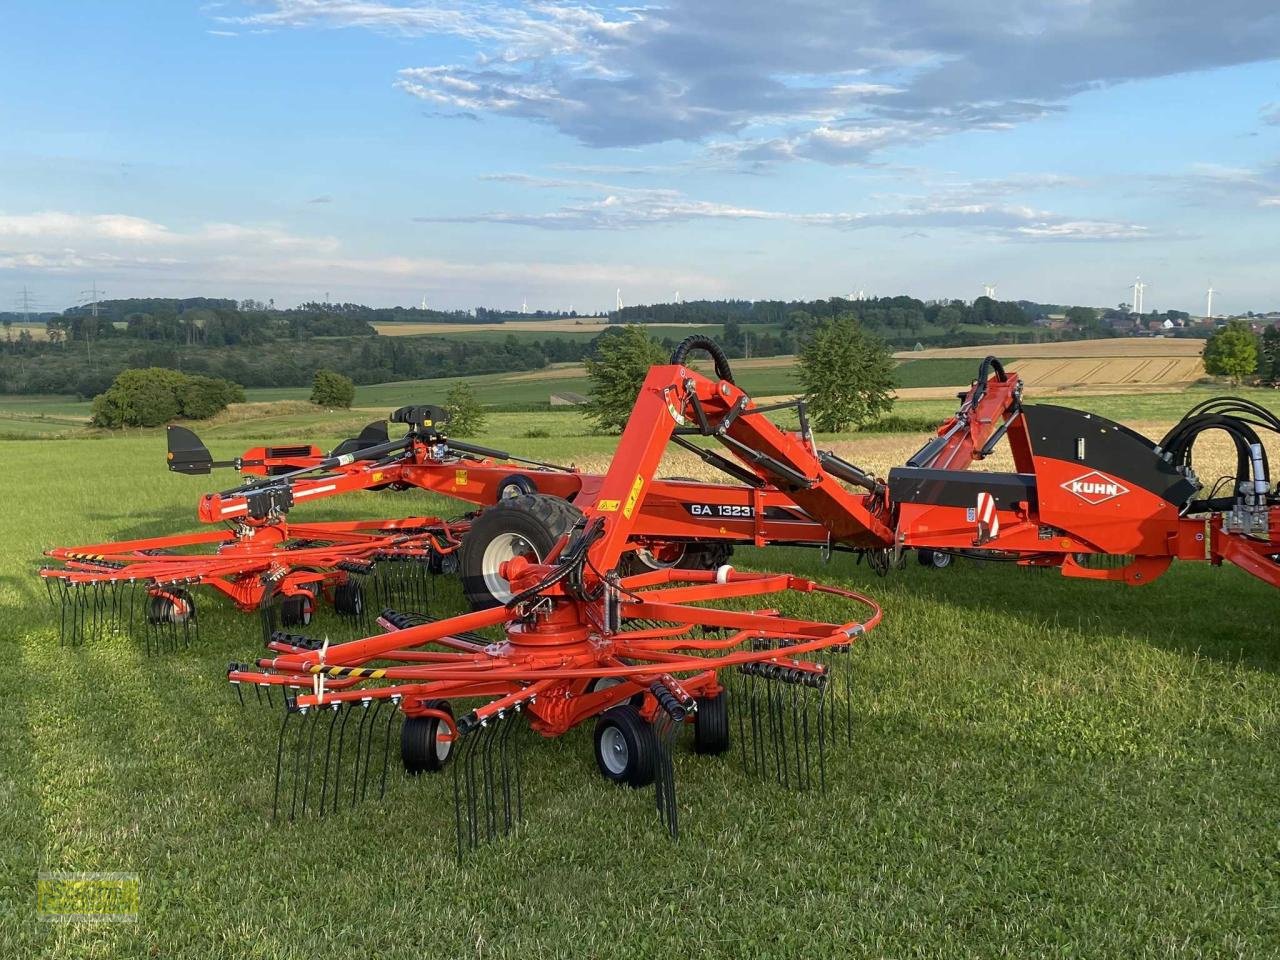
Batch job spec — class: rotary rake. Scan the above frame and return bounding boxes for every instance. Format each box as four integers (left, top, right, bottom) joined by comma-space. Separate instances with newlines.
40, 518, 466, 651
227, 337, 895, 854
36, 331, 1279, 856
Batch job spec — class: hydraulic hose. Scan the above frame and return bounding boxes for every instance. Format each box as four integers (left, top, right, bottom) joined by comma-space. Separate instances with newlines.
670, 336, 735, 383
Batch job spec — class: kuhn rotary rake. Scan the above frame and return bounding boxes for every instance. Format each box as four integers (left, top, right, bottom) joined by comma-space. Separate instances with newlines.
38, 335, 1279, 854
41, 518, 464, 650
229, 338, 889, 852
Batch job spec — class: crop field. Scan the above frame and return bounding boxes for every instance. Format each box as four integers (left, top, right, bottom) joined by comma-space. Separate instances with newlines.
900, 337, 1206, 359
373, 317, 609, 335
3, 390, 1279, 958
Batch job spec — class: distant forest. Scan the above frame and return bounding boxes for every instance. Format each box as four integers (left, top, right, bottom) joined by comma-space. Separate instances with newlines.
0, 294, 1196, 397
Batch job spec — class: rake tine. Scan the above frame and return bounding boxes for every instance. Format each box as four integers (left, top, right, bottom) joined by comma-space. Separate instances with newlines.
453, 724, 482, 859
790, 683, 803, 789
272, 707, 294, 820
359, 698, 386, 804
481, 718, 500, 841
378, 697, 400, 800
300, 707, 321, 815
331, 703, 353, 811
816, 683, 827, 791
318, 703, 342, 816
496, 710, 516, 834
749, 668, 764, 778
348, 701, 373, 814
799, 685, 812, 791
511, 707, 525, 825
349, 700, 372, 809
653, 713, 679, 840
289, 708, 309, 820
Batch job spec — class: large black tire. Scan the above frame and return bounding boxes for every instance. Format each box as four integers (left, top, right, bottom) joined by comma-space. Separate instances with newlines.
401, 700, 454, 774
593, 704, 657, 787
693, 692, 730, 755
460, 494, 583, 609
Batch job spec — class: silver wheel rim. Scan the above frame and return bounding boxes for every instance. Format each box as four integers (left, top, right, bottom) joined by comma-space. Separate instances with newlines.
932, 552, 952, 568
632, 544, 687, 570
435, 724, 451, 763
481, 532, 540, 603
590, 677, 622, 692
600, 725, 629, 775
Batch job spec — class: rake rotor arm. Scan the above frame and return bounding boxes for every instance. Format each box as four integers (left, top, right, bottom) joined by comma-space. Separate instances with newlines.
906, 357, 1024, 472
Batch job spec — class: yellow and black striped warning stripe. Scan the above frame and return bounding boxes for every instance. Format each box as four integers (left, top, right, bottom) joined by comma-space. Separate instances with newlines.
308, 664, 388, 679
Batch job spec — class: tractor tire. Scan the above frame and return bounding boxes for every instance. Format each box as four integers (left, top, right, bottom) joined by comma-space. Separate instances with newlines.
333, 580, 364, 618
593, 704, 657, 787
401, 700, 454, 774
693, 692, 730, 755
460, 494, 583, 609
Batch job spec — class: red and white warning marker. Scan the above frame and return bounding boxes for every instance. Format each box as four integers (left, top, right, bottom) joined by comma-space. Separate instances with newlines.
975, 491, 999, 544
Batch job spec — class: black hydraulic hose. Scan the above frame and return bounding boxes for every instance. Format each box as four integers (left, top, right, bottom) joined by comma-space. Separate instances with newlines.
968, 355, 1009, 408
977, 355, 1008, 384
669, 336, 735, 384
1160, 415, 1267, 484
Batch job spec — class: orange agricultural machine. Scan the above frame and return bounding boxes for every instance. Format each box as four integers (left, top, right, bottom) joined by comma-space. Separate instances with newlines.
39, 337, 1279, 852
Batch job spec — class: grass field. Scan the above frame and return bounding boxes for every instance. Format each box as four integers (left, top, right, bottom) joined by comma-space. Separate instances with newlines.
2, 391, 1279, 958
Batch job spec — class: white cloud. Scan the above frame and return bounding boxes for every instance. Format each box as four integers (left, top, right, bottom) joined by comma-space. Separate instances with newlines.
417, 175, 1151, 241
216, 0, 1280, 163
0, 212, 173, 243
0, 205, 725, 307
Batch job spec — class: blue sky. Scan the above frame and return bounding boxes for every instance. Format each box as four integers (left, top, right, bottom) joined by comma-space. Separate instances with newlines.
1, 1, 1278, 314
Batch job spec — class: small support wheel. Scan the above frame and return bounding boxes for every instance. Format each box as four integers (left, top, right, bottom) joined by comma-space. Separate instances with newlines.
917, 549, 952, 569
147, 589, 195, 625
593, 704, 657, 787
401, 700, 454, 774
496, 474, 537, 500
280, 593, 314, 627
333, 580, 363, 618
693, 692, 730, 755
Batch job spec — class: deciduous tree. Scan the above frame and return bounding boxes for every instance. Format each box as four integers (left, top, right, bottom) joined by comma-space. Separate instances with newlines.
798, 315, 895, 432
584, 325, 667, 432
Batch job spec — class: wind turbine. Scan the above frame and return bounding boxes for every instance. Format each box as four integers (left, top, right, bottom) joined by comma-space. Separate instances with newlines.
616, 288, 624, 311
420, 294, 428, 311
1205, 282, 1215, 319
674, 290, 681, 304
982, 282, 997, 299
521, 297, 527, 314
1130, 277, 1146, 315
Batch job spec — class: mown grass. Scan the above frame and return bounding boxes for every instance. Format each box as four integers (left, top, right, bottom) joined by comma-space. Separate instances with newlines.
2, 416, 1279, 958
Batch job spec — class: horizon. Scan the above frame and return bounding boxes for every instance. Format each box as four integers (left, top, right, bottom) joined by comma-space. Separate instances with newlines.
2, 2, 1279, 315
